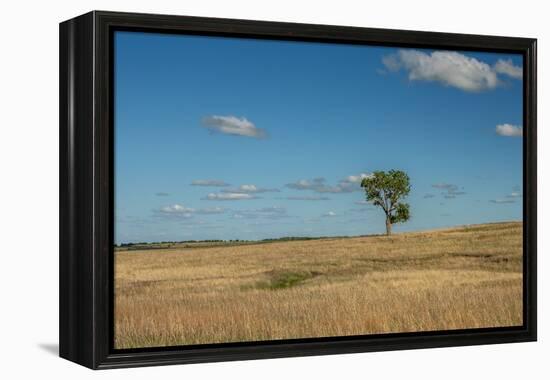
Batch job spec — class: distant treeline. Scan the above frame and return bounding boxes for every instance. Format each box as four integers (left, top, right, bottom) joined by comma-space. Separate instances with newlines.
115, 236, 336, 249
117, 239, 225, 247
260, 236, 324, 242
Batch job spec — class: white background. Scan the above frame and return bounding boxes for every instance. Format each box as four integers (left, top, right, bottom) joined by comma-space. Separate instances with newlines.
0, 0, 547, 378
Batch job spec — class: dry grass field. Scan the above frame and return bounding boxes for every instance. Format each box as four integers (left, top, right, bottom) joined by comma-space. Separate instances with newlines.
114, 222, 523, 349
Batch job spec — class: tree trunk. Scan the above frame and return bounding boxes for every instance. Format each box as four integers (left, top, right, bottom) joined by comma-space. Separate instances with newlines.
385, 215, 392, 236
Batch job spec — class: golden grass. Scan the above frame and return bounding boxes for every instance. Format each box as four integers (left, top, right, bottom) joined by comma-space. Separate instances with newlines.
114, 222, 523, 349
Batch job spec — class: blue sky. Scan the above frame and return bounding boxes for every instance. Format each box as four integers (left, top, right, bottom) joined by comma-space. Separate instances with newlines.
114, 31, 523, 244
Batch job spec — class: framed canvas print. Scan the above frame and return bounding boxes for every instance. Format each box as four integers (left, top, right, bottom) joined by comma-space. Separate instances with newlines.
59, 11, 537, 369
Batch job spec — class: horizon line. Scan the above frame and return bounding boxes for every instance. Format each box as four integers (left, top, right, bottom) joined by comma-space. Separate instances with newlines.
114, 219, 522, 246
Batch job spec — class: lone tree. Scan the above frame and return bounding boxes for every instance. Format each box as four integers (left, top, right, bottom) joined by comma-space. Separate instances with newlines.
360, 170, 411, 235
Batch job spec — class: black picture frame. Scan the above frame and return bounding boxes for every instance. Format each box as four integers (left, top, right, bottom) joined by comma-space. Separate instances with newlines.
59, 10, 537, 369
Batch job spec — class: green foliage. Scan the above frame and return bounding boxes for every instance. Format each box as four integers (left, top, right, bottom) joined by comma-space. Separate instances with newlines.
255, 271, 317, 290
361, 170, 411, 234
391, 203, 410, 224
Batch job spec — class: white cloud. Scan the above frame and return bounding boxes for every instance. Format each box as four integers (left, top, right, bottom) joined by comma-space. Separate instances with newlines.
231, 206, 289, 220
257, 206, 286, 215
286, 177, 343, 193
238, 184, 258, 192
191, 179, 230, 187
488, 187, 523, 205
383, 50, 501, 92
157, 204, 195, 219
506, 192, 522, 198
286, 195, 330, 201
204, 193, 257, 201
432, 183, 457, 190
494, 59, 523, 79
286, 178, 326, 191
202, 115, 266, 139
496, 123, 523, 137
286, 173, 370, 194
432, 183, 466, 197
344, 173, 373, 184
382, 55, 401, 72
222, 184, 279, 194
335, 173, 373, 192
490, 199, 516, 204
155, 204, 226, 218
160, 204, 194, 214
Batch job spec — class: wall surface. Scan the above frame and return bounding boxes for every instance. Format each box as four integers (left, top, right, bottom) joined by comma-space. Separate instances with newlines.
0, 0, 546, 378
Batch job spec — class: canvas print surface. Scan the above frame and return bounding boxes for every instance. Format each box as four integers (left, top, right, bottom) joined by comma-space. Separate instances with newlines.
113, 31, 523, 349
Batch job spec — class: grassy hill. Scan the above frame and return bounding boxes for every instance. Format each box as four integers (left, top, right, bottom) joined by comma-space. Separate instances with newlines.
114, 221, 523, 349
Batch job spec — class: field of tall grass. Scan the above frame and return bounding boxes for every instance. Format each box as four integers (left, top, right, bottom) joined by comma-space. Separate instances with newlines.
114, 222, 523, 349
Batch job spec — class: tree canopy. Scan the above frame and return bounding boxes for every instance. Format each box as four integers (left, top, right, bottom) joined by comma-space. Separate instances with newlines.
360, 170, 411, 235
